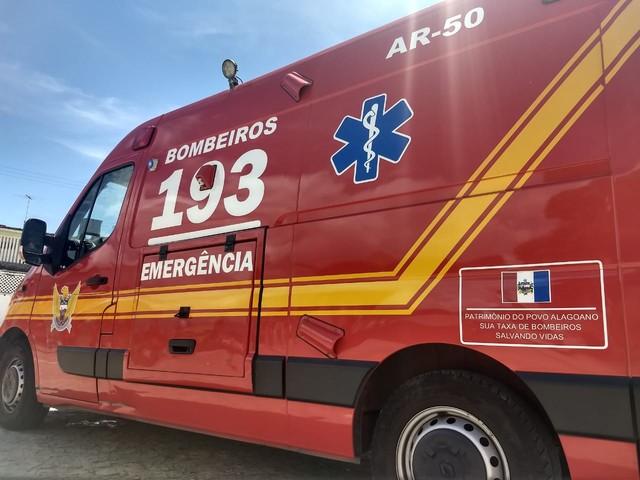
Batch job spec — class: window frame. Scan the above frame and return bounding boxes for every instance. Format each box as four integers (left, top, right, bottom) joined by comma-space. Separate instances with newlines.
60, 163, 135, 268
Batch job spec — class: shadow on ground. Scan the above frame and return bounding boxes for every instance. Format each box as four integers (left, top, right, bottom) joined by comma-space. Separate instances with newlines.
0, 409, 371, 479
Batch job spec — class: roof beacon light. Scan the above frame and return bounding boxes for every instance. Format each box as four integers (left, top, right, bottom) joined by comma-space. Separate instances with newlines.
222, 59, 242, 90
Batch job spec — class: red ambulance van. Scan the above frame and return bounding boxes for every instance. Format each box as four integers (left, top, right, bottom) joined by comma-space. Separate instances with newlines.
2, 0, 639, 478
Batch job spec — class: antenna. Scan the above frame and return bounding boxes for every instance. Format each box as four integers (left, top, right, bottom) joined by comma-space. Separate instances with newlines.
24, 194, 32, 224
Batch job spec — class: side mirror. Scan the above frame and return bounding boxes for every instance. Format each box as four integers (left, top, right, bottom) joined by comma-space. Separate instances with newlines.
21, 218, 48, 266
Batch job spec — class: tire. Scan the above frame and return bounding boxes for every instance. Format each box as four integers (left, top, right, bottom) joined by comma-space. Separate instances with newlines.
371, 370, 563, 480
0, 340, 48, 430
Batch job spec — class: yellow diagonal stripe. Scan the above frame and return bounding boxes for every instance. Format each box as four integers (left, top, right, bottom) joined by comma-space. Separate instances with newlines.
602, 0, 639, 69
285, 0, 638, 314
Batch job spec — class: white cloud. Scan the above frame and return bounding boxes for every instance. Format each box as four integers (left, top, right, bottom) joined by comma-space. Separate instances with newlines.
0, 62, 153, 161
0, 63, 74, 95
63, 96, 142, 130
51, 139, 110, 161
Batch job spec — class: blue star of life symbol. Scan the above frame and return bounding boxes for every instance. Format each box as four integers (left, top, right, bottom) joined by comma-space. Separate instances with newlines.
331, 94, 414, 184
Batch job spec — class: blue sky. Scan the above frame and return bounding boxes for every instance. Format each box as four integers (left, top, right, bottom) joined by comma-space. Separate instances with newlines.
0, 0, 440, 230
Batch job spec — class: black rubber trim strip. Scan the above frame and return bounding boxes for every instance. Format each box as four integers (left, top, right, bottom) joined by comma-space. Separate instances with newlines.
286, 357, 377, 407
632, 378, 640, 440
95, 349, 109, 379
58, 346, 126, 380
254, 355, 285, 398
518, 371, 635, 442
106, 349, 125, 380
57, 346, 96, 377
58, 347, 374, 407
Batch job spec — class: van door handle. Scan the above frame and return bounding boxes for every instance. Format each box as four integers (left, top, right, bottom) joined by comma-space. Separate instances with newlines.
168, 339, 196, 354
85, 275, 108, 286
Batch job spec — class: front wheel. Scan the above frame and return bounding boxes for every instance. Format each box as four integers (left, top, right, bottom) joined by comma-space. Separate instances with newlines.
371, 371, 563, 480
0, 341, 48, 430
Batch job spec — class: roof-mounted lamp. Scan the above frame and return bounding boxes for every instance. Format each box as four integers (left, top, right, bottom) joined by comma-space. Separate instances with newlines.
222, 59, 242, 90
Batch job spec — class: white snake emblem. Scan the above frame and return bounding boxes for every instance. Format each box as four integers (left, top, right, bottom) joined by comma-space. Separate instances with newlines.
362, 103, 379, 173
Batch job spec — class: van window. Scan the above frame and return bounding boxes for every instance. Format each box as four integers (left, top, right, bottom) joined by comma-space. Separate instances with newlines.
64, 165, 133, 265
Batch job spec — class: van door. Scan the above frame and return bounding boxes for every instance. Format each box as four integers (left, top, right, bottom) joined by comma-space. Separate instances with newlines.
31, 163, 135, 403
125, 228, 263, 392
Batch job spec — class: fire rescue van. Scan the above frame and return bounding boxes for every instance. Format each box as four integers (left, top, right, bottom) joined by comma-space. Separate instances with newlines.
1, 0, 639, 478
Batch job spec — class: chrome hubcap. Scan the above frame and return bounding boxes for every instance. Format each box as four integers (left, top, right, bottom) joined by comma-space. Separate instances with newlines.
396, 406, 509, 480
1, 358, 25, 414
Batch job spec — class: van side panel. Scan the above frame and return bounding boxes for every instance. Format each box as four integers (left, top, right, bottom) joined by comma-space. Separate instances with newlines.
5, 0, 638, 473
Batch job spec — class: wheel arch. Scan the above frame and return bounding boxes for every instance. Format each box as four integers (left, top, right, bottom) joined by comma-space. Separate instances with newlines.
1, 327, 39, 385
2, 327, 31, 347
353, 343, 567, 469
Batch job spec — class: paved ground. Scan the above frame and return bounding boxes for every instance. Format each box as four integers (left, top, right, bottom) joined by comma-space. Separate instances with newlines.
0, 409, 371, 480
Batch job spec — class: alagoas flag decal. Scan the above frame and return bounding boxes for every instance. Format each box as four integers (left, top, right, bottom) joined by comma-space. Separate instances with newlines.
502, 271, 550, 303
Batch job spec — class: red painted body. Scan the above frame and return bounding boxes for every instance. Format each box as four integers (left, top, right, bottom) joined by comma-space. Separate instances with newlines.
2, 0, 639, 477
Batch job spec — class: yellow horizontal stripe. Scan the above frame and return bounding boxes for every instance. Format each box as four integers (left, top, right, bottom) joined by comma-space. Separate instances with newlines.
28, 316, 102, 322
132, 279, 254, 295
260, 310, 291, 317
32, 297, 113, 316
132, 311, 251, 319
135, 288, 252, 312
10, 2, 636, 321
291, 194, 497, 308
257, 286, 290, 309
116, 295, 136, 314
6, 301, 33, 316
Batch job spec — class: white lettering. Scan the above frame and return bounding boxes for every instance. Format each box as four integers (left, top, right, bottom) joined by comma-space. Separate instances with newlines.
217, 131, 229, 149
203, 136, 216, 153
264, 116, 278, 135
197, 255, 208, 275
209, 254, 222, 274
386, 37, 407, 59
386, 8, 486, 60
234, 126, 248, 144
248, 121, 264, 140
177, 145, 189, 161
163, 118, 278, 162
185, 257, 197, 276
410, 27, 430, 50
162, 260, 173, 278
149, 261, 162, 280
173, 258, 185, 277
162, 259, 174, 279
222, 252, 235, 273
240, 251, 253, 271
141, 263, 151, 281
141, 250, 254, 281
189, 140, 204, 157
166, 148, 177, 164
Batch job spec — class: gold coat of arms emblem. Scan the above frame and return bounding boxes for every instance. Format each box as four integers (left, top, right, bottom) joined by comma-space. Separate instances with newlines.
51, 282, 81, 333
